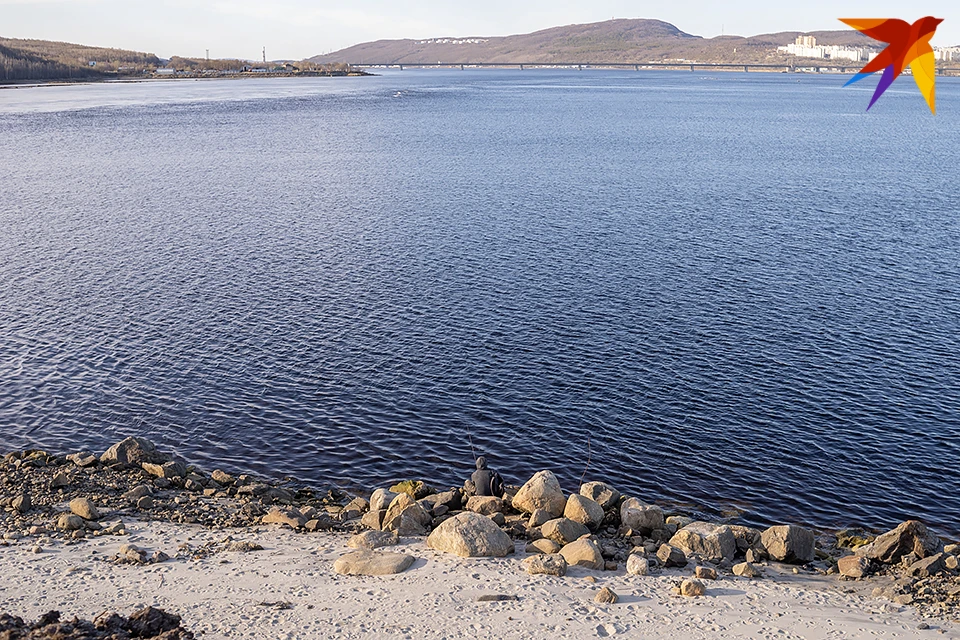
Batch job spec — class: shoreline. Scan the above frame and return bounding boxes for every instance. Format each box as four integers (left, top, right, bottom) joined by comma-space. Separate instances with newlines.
2, 439, 958, 638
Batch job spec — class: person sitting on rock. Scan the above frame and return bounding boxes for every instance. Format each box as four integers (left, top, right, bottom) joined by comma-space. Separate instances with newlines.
470, 456, 504, 498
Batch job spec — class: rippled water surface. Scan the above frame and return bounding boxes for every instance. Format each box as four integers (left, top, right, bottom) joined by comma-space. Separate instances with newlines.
2, 71, 959, 533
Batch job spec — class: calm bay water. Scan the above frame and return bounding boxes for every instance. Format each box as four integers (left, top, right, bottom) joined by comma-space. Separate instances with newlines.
2, 71, 959, 534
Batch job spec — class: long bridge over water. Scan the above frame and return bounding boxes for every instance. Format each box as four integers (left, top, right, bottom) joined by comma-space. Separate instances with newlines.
353, 61, 960, 75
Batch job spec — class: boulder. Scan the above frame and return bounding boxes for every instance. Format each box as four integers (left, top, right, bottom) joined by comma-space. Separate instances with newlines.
69, 497, 100, 520
389, 480, 431, 500
429, 490, 463, 512
261, 507, 305, 529
211, 469, 235, 485
727, 525, 762, 553
526, 539, 561, 555
656, 543, 687, 568
695, 566, 718, 580
595, 586, 618, 604
837, 555, 872, 579
669, 522, 736, 564
370, 488, 399, 512
559, 538, 604, 570
836, 528, 875, 549
66, 452, 98, 467
58, 513, 84, 530
564, 494, 604, 530
466, 496, 503, 515
383, 493, 432, 536
12, 494, 31, 514
522, 553, 567, 576
620, 498, 664, 534
666, 515, 694, 529
946, 555, 959, 570
579, 482, 620, 510
680, 578, 706, 597
732, 561, 762, 578
100, 437, 165, 466
511, 470, 566, 517
906, 553, 947, 578
347, 530, 400, 550
858, 520, 941, 564
528, 509, 552, 528
542, 518, 590, 546
141, 461, 186, 479
333, 550, 415, 576
361, 510, 386, 531
760, 525, 815, 564
426, 512, 513, 557
50, 472, 70, 489
626, 554, 649, 576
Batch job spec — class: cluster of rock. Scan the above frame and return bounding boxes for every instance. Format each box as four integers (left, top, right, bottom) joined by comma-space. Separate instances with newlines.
0, 606, 193, 639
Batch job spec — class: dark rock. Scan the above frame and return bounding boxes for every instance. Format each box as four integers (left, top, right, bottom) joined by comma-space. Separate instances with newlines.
127, 606, 185, 637
477, 594, 519, 602
656, 543, 687, 568
12, 493, 31, 514
906, 553, 947, 578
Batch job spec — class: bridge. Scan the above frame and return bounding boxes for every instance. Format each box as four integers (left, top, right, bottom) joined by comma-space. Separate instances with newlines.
353, 61, 960, 75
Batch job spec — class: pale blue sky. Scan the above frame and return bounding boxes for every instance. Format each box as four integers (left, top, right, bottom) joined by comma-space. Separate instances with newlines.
2, 0, 957, 60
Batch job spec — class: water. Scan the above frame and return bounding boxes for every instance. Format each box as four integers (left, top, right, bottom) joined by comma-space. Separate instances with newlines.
2, 71, 959, 534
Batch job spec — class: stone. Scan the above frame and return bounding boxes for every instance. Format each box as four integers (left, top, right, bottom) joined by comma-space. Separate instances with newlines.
50, 472, 70, 488
626, 554, 649, 576
426, 512, 513, 557
100, 437, 164, 466
559, 538, 604, 570
945, 554, 958, 570
858, 520, 941, 565
211, 469, 235, 485
836, 528, 875, 549
69, 497, 100, 520
150, 551, 170, 563
361, 510, 386, 531
669, 522, 736, 564
620, 498, 664, 534
542, 518, 590, 546
124, 485, 153, 501
732, 561, 762, 578
142, 461, 186, 479
389, 480, 431, 500
526, 538, 561, 555
333, 550, 415, 575
727, 525, 762, 553
11, 493, 30, 514
348, 530, 400, 550
666, 515, 694, 529
528, 509, 552, 528
429, 490, 462, 512
304, 517, 335, 532
695, 566, 718, 580
604, 561, 618, 571
595, 586, 619, 604
261, 507, 305, 529
344, 496, 369, 514
656, 544, 687, 568
490, 512, 506, 526
837, 554, 872, 578
564, 494, 604, 530
369, 488, 398, 513
680, 578, 706, 597
511, 470, 566, 517
745, 548, 767, 563
383, 493, 432, 536
136, 496, 154, 510
944, 543, 960, 556
58, 513, 84, 530
477, 594, 519, 602
118, 543, 146, 563
522, 553, 567, 576
579, 481, 620, 510
761, 525, 815, 564
466, 496, 503, 515
66, 451, 98, 467
906, 553, 947, 578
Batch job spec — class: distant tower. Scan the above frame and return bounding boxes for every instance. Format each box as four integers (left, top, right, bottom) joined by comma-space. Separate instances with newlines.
263, 47, 266, 63
206, 49, 209, 61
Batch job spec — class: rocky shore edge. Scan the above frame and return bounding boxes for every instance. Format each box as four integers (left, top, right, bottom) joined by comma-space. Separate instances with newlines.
3, 437, 959, 634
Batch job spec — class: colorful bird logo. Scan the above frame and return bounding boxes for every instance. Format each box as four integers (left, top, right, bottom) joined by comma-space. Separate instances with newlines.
840, 16, 943, 113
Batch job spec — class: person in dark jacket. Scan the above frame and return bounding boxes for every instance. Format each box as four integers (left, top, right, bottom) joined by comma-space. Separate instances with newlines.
470, 456, 504, 497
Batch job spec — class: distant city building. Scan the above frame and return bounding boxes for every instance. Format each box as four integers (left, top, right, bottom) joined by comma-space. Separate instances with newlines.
777, 35, 870, 62
934, 46, 960, 61
415, 38, 490, 45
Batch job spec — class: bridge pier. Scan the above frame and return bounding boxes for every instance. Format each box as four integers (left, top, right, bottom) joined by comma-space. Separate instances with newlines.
578, 65, 582, 71
399, 64, 404, 71
519, 64, 524, 71
634, 64, 639, 71
744, 65, 749, 72
690, 64, 695, 72
460, 64, 464, 71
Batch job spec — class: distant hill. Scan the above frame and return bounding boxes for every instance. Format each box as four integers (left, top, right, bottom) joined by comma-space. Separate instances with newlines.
309, 18, 876, 65
0, 37, 160, 82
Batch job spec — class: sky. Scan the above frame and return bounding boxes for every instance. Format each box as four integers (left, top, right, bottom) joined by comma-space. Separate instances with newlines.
2, 0, 958, 61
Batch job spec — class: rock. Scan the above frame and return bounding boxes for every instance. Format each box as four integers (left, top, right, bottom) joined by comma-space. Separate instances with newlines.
426, 512, 513, 557
620, 498, 664, 534
383, 493, 432, 536
343, 496, 369, 514
732, 561, 762, 578
50, 472, 70, 488
69, 497, 100, 520
745, 548, 767, 563
466, 496, 503, 515
66, 451, 98, 467
559, 538, 604, 570
150, 551, 170, 563
564, 494, 604, 530
579, 481, 620, 510
333, 550, 415, 576
626, 554, 649, 576
528, 509, 552, 528
837, 554, 872, 578
858, 520, 941, 565
31, 545, 42, 554
136, 496, 154, 509
906, 553, 947, 578
727, 525, 762, 553
836, 528, 875, 549
680, 578, 706, 597
511, 470, 566, 517
123, 485, 153, 501
604, 561, 618, 571
595, 586, 619, 604
666, 515, 694, 529
522, 553, 567, 576
656, 543, 687, 568
477, 594, 519, 602
542, 518, 590, 546
361, 510, 386, 531
490, 512, 506, 526
211, 469, 235, 485
261, 507, 305, 529
100, 437, 165, 466
760, 525, 815, 564
526, 538, 561, 555
58, 513, 84, 530
428, 490, 462, 512
669, 522, 736, 564
141, 460, 186, 479
945, 554, 958, 570
118, 543, 146, 563
695, 566, 718, 580
944, 543, 960, 555
348, 530, 400, 550
11, 493, 30, 514
389, 480, 431, 500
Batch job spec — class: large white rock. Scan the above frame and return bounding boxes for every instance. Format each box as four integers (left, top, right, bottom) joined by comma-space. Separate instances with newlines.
579, 481, 620, 510
511, 470, 566, 517
426, 512, 514, 557
669, 522, 737, 564
542, 517, 590, 546
620, 498, 664, 534
559, 538, 603, 570
626, 554, 649, 576
761, 525, 815, 564
564, 494, 604, 530
333, 550, 415, 575
370, 488, 399, 512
